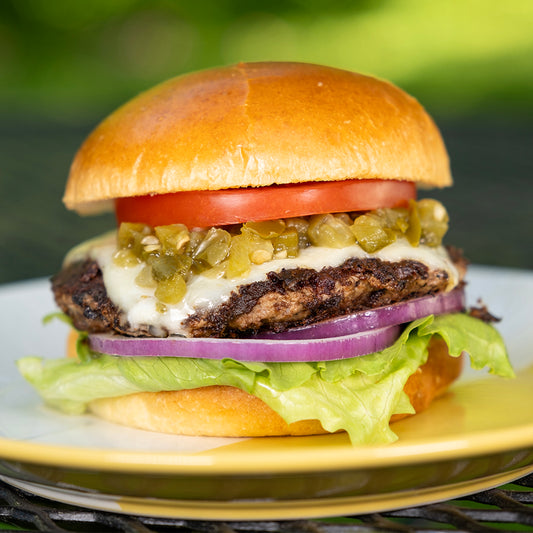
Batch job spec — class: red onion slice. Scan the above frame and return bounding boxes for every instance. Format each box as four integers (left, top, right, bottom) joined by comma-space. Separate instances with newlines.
254, 287, 465, 340
88, 325, 401, 363
88, 288, 463, 363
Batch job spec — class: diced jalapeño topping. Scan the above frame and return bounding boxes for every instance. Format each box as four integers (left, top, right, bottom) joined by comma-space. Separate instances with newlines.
113, 199, 449, 306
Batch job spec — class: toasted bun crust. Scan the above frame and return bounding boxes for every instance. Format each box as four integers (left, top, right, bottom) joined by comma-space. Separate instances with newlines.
88, 337, 462, 437
64, 62, 451, 214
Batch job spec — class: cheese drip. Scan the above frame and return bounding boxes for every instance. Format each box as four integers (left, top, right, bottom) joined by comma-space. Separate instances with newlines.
69, 233, 459, 337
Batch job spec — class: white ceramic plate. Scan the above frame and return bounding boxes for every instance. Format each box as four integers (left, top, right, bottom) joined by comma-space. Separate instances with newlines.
0, 265, 532, 520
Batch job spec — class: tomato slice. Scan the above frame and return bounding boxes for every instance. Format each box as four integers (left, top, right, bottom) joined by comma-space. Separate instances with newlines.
115, 179, 416, 228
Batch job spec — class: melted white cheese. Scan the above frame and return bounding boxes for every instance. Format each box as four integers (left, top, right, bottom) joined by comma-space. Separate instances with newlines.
74, 234, 458, 336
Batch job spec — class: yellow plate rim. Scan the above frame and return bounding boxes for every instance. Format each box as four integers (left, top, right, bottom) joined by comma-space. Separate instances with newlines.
1, 417, 533, 475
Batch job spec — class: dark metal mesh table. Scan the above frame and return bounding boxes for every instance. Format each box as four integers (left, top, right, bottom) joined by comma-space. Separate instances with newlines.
1, 474, 531, 532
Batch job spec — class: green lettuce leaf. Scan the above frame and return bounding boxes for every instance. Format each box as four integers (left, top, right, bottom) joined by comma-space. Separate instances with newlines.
17, 313, 513, 445
418, 313, 514, 377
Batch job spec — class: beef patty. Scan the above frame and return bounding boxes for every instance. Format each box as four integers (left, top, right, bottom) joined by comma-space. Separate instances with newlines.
52, 252, 465, 338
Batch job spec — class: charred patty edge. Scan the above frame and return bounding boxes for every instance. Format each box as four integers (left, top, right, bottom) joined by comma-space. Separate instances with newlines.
184, 258, 453, 337
52, 251, 465, 339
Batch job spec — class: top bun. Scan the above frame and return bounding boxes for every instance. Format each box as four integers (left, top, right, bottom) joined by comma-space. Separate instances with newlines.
64, 62, 451, 214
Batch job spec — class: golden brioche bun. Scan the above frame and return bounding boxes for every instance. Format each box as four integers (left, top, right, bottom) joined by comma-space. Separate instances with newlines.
87, 338, 462, 438
64, 62, 451, 214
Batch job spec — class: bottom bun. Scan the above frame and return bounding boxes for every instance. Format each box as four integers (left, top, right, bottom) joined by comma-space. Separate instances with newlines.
89, 337, 463, 437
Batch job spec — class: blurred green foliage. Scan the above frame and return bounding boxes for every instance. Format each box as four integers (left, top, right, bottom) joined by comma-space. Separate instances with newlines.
1, 0, 532, 283
1, 0, 533, 122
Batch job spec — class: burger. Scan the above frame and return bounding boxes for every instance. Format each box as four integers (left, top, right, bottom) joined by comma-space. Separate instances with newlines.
18, 62, 513, 445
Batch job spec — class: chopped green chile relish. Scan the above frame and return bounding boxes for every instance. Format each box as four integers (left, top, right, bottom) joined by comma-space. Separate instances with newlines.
113, 199, 449, 306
